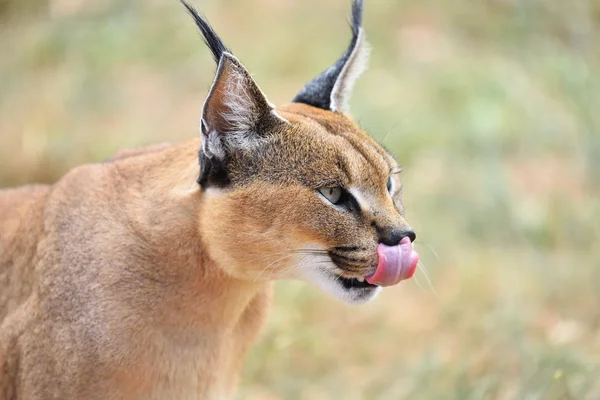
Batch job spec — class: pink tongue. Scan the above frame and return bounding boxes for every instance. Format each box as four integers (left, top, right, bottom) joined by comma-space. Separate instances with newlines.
365, 237, 419, 287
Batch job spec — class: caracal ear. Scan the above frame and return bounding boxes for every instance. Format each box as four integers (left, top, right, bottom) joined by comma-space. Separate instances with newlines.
200, 53, 285, 161
182, 1, 286, 188
292, 0, 370, 113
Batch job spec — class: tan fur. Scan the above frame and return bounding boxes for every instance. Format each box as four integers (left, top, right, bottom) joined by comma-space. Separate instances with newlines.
0, 3, 416, 396
0, 140, 273, 399
0, 102, 413, 399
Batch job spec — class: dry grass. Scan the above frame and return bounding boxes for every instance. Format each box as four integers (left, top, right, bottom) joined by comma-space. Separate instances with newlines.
1, 0, 599, 398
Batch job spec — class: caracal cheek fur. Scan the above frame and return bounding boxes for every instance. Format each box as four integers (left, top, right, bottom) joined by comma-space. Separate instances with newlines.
199, 184, 319, 280
0, 0, 417, 398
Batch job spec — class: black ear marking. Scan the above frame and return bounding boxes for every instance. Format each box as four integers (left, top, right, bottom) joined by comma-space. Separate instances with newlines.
292, 0, 369, 113
197, 147, 230, 188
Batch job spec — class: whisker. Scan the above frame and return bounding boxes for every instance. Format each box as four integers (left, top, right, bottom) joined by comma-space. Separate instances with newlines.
413, 273, 426, 292
381, 117, 403, 145
272, 262, 302, 280
427, 244, 441, 262
274, 253, 313, 279
253, 253, 294, 283
417, 260, 441, 301
412, 239, 441, 265
252, 247, 333, 283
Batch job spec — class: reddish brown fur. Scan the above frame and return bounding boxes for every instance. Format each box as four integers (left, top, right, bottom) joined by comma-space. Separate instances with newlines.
0, 96, 414, 399
0, 104, 413, 399
0, 0, 421, 395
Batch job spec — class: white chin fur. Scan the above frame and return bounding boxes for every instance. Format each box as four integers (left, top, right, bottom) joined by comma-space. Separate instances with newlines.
295, 256, 381, 305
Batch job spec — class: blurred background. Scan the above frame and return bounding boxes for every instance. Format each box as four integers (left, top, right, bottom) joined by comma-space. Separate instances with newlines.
1, 0, 599, 398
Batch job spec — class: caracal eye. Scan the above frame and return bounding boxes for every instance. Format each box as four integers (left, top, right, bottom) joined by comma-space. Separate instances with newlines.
387, 177, 394, 194
318, 187, 342, 204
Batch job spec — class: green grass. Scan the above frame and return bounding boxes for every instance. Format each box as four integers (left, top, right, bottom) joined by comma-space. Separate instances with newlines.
1, 0, 599, 398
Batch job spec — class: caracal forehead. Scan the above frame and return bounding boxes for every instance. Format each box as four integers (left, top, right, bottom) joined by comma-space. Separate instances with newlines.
277, 102, 398, 187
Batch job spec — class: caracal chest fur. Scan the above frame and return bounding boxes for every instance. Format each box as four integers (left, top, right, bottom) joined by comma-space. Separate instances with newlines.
0, 0, 419, 398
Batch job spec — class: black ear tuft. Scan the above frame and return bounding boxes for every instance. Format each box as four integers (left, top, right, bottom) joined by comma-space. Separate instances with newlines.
181, 0, 230, 63
292, 0, 369, 113
350, 0, 363, 36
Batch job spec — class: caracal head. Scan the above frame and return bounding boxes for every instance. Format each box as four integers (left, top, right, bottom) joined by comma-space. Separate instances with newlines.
183, 0, 417, 305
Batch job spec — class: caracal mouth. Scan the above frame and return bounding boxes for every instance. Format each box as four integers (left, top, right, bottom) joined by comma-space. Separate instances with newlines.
311, 268, 382, 305
297, 237, 419, 305
365, 237, 419, 286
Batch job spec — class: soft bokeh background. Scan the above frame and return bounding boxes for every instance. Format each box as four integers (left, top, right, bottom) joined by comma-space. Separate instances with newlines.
1, 0, 599, 398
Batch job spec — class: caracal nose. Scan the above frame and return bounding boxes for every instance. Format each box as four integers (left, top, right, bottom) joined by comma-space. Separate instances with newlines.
376, 226, 416, 246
